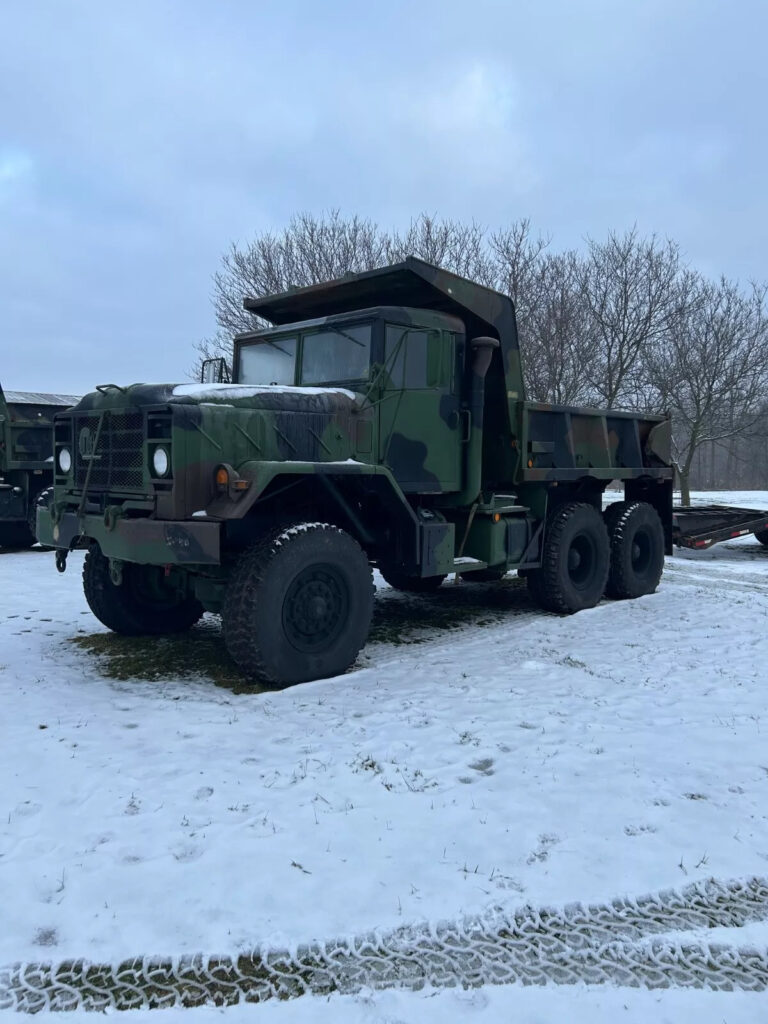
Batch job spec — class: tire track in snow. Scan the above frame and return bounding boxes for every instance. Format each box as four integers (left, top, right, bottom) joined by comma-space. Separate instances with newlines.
664, 563, 768, 597
2, 876, 767, 1012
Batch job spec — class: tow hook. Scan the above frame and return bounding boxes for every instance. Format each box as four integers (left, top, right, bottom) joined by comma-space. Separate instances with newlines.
55, 550, 68, 574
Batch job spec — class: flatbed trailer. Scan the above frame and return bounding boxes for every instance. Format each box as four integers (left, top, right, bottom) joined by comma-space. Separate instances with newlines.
673, 504, 768, 550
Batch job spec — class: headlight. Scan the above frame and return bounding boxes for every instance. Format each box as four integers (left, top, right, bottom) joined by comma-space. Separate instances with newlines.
58, 448, 72, 473
152, 446, 170, 477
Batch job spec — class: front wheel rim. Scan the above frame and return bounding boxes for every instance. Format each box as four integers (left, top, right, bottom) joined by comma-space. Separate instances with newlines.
282, 564, 349, 653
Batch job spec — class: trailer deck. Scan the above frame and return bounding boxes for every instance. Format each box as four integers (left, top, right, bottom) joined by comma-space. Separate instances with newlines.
673, 504, 768, 549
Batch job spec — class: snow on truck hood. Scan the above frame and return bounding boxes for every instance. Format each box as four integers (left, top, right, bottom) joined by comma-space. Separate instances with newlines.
71, 382, 364, 414
172, 384, 359, 401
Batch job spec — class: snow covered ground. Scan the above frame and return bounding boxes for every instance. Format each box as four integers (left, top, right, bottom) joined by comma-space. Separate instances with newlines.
2, 491, 768, 1020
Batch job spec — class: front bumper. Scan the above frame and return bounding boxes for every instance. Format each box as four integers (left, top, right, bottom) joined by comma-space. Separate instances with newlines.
37, 509, 221, 566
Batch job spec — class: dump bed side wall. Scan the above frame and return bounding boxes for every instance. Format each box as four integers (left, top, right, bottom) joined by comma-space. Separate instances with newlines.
517, 401, 672, 483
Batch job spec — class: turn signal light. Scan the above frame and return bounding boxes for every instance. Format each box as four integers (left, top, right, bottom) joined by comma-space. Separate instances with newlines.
215, 466, 229, 489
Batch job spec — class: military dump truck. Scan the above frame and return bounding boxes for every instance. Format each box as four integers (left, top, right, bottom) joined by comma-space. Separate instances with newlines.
40, 258, 678, 685
0, 383, 79, 548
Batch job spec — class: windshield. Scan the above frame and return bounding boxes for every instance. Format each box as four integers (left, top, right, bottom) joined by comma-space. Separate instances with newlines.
300, 324, 371, 384
238, 337, 297, 385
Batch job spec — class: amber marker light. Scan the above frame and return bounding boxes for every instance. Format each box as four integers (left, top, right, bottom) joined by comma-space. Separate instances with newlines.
215, 466, 229, 489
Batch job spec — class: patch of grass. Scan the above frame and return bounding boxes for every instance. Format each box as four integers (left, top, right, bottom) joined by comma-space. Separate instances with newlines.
68, 619, 259, 694
66, 577, 534, 691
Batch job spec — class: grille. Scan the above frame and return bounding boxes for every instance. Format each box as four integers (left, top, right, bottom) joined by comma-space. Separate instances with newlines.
74, 410, 145, 491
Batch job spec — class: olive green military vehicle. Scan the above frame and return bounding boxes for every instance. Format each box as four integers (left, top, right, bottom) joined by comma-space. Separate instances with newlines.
39, 259, 674, 685
0, 383, 79, 548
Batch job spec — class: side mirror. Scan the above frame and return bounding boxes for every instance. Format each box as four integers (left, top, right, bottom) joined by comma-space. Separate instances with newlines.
200, 357, 231, 384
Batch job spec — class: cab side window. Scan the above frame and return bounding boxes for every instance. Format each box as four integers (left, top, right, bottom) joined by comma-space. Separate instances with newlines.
385, 326, 436, 388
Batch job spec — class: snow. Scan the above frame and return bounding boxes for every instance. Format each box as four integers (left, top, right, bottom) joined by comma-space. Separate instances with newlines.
172, 384, 358, 401
26, 984, 768, 1024
2, 490, 768, 1018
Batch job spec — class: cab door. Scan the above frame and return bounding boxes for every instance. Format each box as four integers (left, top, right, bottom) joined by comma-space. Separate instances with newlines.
378, 325, 463, 493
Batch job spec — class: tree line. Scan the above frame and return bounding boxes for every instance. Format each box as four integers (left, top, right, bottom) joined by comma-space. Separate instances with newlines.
199, 211, 768, 502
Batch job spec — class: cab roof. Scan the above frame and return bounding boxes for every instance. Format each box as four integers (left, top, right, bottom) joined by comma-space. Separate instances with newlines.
243, 257, 518, 354
234, 305, 465, 343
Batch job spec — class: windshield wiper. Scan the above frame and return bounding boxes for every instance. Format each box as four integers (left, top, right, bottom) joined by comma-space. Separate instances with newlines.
329, 326, 367, 348
267, 340, 294, 357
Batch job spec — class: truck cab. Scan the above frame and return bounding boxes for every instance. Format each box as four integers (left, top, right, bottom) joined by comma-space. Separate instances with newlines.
234, 306, 466, 494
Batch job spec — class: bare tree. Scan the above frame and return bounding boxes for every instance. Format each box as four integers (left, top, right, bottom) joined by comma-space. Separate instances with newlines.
523, 251, 596, 405
386, 214, 496, 285
579, 228, 682, 408
196, 212, 499, 375
210, 211, 388, 339
646, 276, 768, 503
488, 218, 549, 341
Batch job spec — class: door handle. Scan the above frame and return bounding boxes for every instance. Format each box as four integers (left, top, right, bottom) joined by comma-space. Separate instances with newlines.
460, 409, 472, 443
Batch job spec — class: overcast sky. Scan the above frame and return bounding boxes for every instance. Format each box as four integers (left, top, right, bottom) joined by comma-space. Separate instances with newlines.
1, 0, 765, 393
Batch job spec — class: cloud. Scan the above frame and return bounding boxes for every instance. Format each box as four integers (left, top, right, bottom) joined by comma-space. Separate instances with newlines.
0, 0, 766, 393
0, 148, 34, 195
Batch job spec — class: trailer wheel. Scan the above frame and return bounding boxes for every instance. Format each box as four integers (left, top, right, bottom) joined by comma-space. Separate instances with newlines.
83, 546, 204, 635
754, 528, 768, 548
526, 502, 609, 613
604, 501, 665, 599
378, 568, 447, 592
223, 523, 374, 687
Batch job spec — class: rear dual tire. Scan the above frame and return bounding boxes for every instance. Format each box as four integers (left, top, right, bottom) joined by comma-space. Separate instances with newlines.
603, 501, 665, 599
526, 499, 664, 613
526, 503, 610, 613
754, 528, 768, 548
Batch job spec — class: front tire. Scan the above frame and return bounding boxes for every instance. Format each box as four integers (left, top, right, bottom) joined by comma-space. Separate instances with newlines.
223, 523, 374, 687
604, 501, 665, 599
83, 547, 204, 635
527, 502, 609, 613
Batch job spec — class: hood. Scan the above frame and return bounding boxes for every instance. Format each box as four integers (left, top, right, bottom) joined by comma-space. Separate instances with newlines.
73, 382, 364, 416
